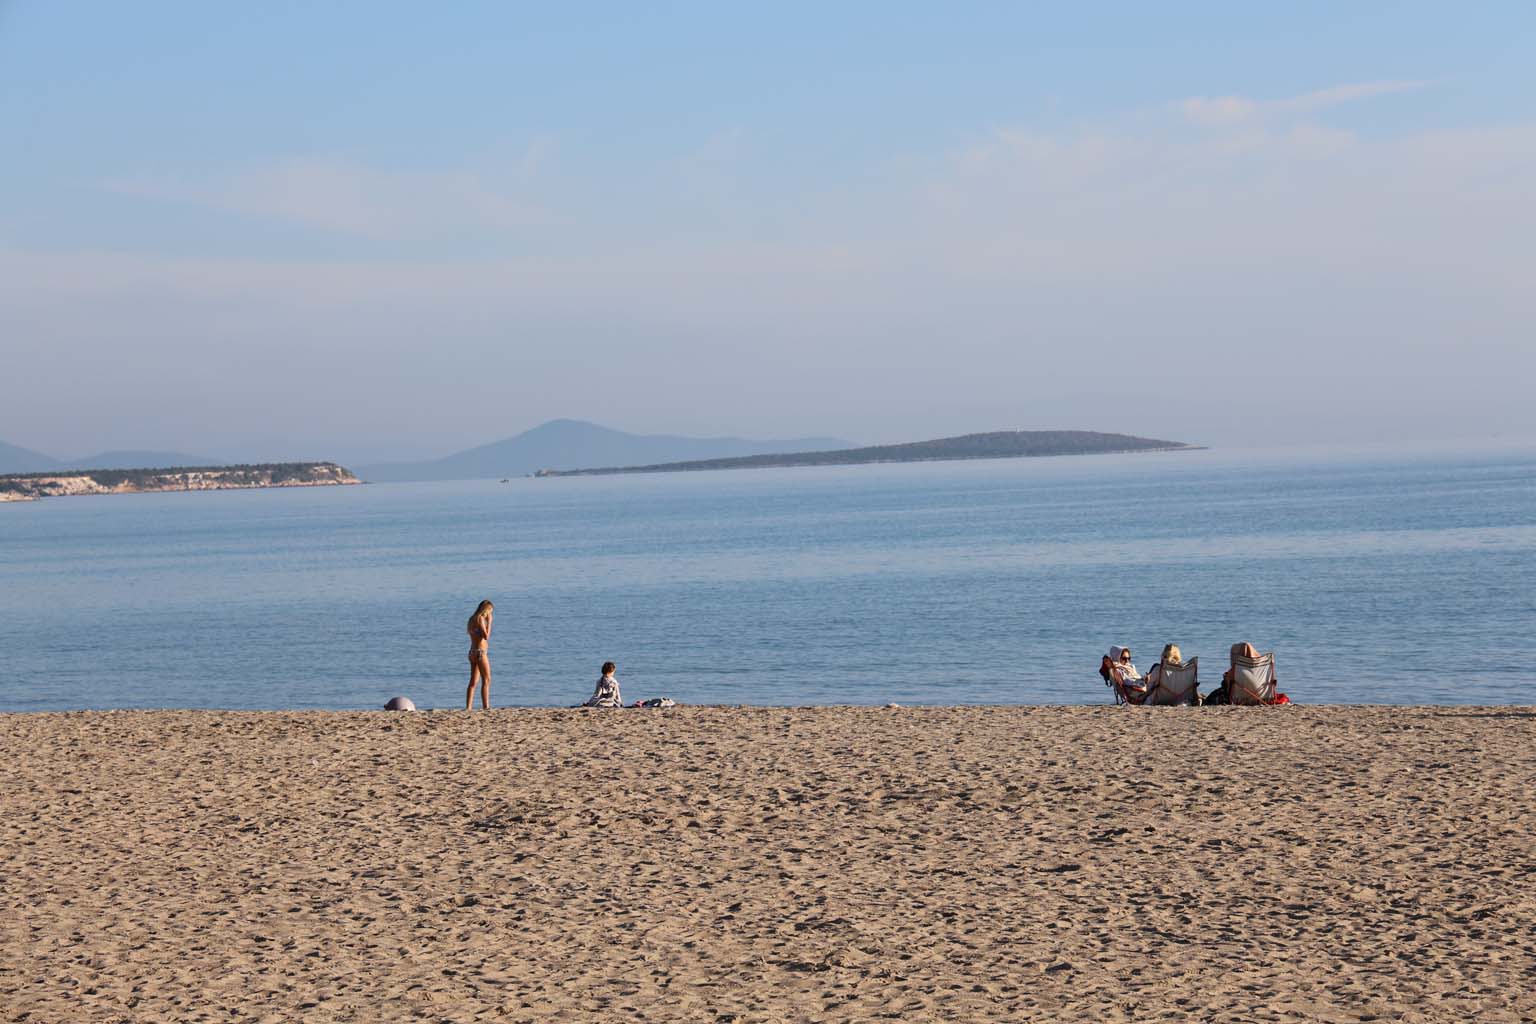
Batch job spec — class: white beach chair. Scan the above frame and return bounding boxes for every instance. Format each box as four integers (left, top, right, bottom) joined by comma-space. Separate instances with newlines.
1228, 652, 1278, 706
1147, 657, 1199, 706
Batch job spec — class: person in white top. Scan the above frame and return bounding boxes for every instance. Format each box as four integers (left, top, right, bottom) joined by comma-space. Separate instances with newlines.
583, 661, 623, 708
1103, 645, 1148, 701
1108, 645, 1142, 682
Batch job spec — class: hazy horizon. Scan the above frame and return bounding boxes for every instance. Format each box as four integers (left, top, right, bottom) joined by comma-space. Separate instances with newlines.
0, 417, 861, 469
8, 419, 1536, 474
3, 3, 1533, 460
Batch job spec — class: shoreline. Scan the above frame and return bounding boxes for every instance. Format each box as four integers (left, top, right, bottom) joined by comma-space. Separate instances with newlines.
0, 699, 1532, 715
3, 705, 1532, 1021
0, 462, 360, 502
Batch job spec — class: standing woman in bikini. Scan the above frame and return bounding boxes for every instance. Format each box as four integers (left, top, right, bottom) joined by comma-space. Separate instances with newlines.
465, 600, 494, 710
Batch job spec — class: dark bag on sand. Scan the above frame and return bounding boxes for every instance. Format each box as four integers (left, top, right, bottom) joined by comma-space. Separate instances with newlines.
1204, 684, 1229, 706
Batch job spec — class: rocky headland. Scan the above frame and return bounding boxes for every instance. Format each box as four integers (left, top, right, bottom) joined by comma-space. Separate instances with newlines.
0, 463, 360, 502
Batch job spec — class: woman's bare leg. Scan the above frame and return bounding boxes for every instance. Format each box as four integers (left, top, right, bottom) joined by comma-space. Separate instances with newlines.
478, 654, 491, 709
466, 656, 482, 710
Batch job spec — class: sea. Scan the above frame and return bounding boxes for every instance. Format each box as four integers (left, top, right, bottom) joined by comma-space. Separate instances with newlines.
2, 445, 1533, 711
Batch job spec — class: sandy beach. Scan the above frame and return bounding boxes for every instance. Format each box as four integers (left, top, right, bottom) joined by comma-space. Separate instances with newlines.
2, 705, 1533, 1023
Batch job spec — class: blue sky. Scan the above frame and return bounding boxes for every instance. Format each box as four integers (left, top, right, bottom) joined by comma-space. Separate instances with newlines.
2, 2, 1533, 460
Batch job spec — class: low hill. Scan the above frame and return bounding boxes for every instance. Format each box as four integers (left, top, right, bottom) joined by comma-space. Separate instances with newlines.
0, 441, 221, 475
537, 430, 1199, 477
360, 419, 851, 482
0, 441, 60, 475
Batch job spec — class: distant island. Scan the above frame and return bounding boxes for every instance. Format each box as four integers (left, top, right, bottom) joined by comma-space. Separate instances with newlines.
0, 463, 360, 502
358, 419, 852, 482
533, 430, 1200, 477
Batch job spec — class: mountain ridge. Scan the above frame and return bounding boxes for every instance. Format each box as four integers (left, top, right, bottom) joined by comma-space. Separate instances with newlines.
0, 442, 223, 475
0, 440, 60, 474
359, 419, 852, 482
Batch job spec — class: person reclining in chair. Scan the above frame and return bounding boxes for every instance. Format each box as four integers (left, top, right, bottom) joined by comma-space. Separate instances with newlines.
1143, 643, 1186, 694
1208, 641, 1290, 705
1100, 645, 1148, 702
1218, 642, 1261, 697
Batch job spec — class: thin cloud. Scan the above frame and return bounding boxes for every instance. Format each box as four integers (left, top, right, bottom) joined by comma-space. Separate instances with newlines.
9, 110, 1535, 450
104, 156, 552, 239
1181, 80, 1429, 125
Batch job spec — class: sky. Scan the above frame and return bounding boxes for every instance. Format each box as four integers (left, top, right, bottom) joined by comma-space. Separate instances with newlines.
1, 1, 1533, 462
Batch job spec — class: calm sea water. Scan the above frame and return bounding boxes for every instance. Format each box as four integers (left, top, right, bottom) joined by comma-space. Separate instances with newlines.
2, 447, 1533, 710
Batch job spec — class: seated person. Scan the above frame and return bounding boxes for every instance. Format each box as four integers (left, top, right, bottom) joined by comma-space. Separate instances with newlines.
582, 661, 623, 708
1219, 642, 1260, 689
1100, 645, 1148, 700
1212, 641, 1289, 704
1143, 643, 1183, 691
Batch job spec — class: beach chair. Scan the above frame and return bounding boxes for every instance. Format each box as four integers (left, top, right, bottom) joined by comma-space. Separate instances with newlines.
1228, 652, 1279, 705
1100, 656, 1150, 706
1147, 657, 1199, 706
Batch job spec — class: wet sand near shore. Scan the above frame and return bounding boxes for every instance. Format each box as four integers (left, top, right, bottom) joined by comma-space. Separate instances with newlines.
2, 705, 1533, 1023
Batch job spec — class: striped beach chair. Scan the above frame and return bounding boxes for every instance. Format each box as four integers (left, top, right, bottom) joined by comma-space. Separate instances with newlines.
1147, 657, 1199, 706
1100, 656, 1150, 706
1228, 651, 1279, 705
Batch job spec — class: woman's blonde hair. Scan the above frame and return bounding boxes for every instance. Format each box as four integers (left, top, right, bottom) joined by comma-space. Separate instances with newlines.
1161, 643, 1182, 666
467, 600, 493, 630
